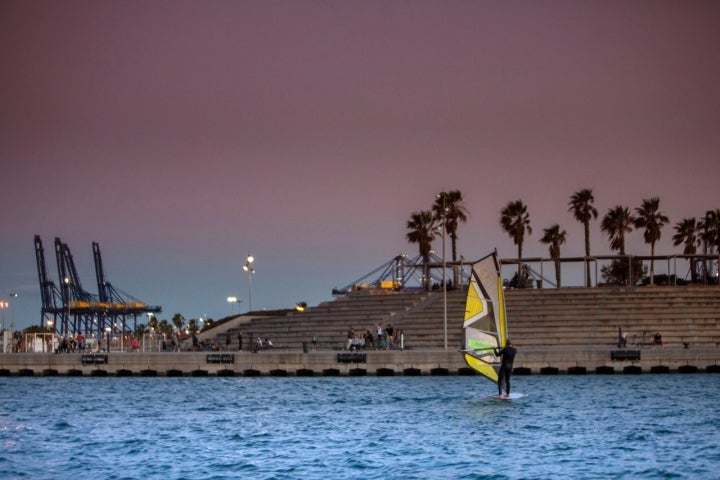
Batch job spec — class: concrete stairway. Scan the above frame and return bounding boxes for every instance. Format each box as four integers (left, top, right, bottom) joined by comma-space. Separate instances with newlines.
506, 286, 720, 349
223, 291, 430, 350
208, 285, 720, 352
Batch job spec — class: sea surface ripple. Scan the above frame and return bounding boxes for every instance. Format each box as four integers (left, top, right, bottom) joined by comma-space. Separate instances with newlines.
0, 375, 718, 479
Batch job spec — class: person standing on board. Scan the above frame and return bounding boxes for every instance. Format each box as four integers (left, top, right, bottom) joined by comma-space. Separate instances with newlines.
494, 339, 517, 397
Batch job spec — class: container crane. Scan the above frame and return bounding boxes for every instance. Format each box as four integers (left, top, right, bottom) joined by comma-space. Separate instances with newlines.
92, 241, 161, 333
34, 235, 64, 331
54, 237, 101, 336
34, 235, 162, 340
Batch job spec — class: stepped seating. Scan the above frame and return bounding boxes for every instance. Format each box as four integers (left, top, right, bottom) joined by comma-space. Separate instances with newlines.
506, 286, 720, 348
218, 292, 430, 350
207, 285, 720, 352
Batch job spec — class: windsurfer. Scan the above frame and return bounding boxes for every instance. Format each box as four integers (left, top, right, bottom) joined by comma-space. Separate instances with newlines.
494, 339, 517, 397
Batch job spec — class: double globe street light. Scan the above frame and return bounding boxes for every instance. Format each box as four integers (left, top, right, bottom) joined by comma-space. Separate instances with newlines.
226, 296, 242, 315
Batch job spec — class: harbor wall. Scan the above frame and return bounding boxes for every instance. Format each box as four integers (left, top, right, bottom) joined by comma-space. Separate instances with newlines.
1, 347, 718, 376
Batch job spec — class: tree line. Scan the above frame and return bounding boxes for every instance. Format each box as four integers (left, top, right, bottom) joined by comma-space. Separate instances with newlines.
406, 188, 720, 288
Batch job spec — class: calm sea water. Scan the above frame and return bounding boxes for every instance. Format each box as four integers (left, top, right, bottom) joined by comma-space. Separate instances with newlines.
0, 375, 718, 479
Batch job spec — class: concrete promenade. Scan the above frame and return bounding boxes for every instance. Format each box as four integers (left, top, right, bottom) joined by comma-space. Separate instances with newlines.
1, 346, 718, 376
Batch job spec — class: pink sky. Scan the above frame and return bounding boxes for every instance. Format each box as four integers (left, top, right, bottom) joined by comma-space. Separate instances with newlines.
2, 1, 719, 329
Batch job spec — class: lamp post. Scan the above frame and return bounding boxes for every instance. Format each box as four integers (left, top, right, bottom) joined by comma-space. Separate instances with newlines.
243, 253, 255, 312
436, 192, 448, 350
227, 296, 242, 315
118, 322, 124, 352
46, 319, 54, 352
8, 293, 17, 331
64, 277, 71, 336
146, 312, 154, 352
0, 301, 7, 331
105, 326, 111, 353
0, 301, 7, 353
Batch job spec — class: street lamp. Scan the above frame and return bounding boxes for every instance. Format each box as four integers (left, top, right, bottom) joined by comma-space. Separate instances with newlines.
0, 301, 7, 331
105, 326, 111, 353
436, 192, 448, 350
243, 253, 255, 311
64, 277, 71, 336
198, 314, 206, 331
8, 293, 17, 331
227, 296, 242, 314
145, 312, 155, 352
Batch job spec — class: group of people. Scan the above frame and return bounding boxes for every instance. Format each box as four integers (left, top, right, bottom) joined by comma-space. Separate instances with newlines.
618, 327, 663, 348
52, 331, 184, 353
152, 332, 180, 352
346, 323, 403, 350
55, 332, 86, 353
232, 332, 274, 353
254, 337, 273, 351
191, 332, 228, 352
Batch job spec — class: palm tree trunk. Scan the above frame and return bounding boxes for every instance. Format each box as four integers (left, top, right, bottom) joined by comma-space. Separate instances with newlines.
584, 222, 591, 287
517, 243, 523, 277
451, 238, 459, 287
555, 259, 561, 287
423, 260, 430, 292
650, 242, 655, 285
690, 256, 697, 283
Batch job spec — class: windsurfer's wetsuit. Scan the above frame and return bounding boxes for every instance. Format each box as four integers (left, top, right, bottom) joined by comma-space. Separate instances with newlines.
495, 345, 517, 396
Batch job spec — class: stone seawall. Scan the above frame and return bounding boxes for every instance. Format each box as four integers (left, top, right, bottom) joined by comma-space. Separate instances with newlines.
1, 347, 718, 376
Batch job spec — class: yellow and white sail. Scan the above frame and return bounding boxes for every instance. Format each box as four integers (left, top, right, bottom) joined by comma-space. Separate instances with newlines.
462, 251, 508, 384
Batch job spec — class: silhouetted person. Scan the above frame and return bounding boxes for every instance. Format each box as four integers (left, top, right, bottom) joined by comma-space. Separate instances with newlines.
494, 339, 517, 397
618, 327, 627, 348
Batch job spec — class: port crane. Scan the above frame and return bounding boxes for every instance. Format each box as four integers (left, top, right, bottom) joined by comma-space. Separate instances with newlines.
34, 235, 161, 338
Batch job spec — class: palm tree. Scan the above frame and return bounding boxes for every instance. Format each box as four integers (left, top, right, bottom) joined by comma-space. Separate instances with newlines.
187, 319, 197, 334
433, 190, 469, 286
699, 209, 720, 282
672, 217, 700, 282
172, 313, 184, 332
568, 189, 598, 287
634, 197, 669, 285
700, 209, 720, 254
601, 205, 635, 255
540, 224, 567, 287
406, 210, 436, 291
500, 200, 532, 276
158, 319, 174, 336
601, 205, 636, 286
147, 314, 158, 331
